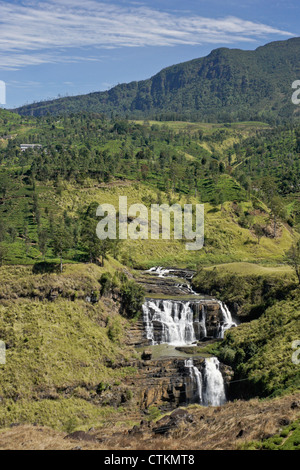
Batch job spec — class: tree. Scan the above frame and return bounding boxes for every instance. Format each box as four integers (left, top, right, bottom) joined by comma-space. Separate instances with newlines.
32, 192, 41, 226
98, 238, 113, 267
268, 196, 285, 238
52, 225, 72, 273
81, 216, 114, 266
22, 223, 30, 256
8, 226, 17, 243
0, 173, 10, 199
140, 164, 149, 181
253, 223, 264, 244
286, 242, 300, 286
0, 244, 7, 266
0, 220, 7, 242
38, 228, 49, 260
120, 280, 145, 318
261, 177, 285, 237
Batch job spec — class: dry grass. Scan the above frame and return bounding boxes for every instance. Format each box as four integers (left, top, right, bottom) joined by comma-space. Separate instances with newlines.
0, 393, 299, 450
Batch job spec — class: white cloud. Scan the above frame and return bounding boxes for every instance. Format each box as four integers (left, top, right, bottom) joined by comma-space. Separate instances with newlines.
0, 0, 294, 70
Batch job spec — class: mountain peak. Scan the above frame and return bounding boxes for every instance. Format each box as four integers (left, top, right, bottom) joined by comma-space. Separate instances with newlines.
14, 37, 300, 123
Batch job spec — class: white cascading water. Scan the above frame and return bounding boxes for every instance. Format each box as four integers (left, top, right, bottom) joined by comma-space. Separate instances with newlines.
142, 299, 196, 345
175, 283, 199, 295
217, 301, 237, 338
185, 359, 203, 404
143, 299, 236, 343
143, 268, 228, 407
147, 266, 173, 277
184, 357, 226, 406
200, 304, 207, 338
202, 357, 226, 406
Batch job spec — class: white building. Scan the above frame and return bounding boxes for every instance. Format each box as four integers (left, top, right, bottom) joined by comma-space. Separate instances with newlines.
20, 144, 42, 152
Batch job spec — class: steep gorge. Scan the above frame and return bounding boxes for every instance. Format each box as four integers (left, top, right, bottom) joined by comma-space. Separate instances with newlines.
125, 268, 235, 411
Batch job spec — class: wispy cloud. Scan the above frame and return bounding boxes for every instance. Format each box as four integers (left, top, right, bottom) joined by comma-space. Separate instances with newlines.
0, 0, 294, 70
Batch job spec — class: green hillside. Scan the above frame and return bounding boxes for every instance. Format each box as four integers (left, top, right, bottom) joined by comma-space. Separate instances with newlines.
0, 112, 298, 268
0, 107, 300, 447
14, 37, 300, 123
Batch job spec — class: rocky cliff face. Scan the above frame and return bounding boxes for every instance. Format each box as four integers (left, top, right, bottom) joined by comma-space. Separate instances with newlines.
121, 357, 233, 410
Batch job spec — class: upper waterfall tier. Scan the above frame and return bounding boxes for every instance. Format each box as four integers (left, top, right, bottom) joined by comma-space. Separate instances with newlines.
142, 298, 236, 346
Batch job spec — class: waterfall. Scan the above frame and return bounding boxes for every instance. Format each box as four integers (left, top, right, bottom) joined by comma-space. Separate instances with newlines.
142, 299, 196, 345
184, 357, 226, 406
201, 304, 207, 338
184, 359, 203, 404
217, 301, 237, 338
147, 266, 173, 277
142, 267, 229, 408
175, 283, 199, 296
143, 298, 237, 344
202, 357, 226, 406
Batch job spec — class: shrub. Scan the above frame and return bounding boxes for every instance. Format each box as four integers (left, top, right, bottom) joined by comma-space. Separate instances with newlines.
120, 280, 145, 318
99, 272, 112, 296
107, 318, 123, 343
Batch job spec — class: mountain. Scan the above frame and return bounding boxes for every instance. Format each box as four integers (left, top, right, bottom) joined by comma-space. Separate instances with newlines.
14, 37, 300, 122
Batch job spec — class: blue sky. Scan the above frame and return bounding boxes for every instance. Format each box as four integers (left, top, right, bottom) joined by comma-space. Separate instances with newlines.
0, 0, 298, 108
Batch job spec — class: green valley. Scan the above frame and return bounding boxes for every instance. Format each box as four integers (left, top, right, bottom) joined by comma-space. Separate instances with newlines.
0, 38, 300, 451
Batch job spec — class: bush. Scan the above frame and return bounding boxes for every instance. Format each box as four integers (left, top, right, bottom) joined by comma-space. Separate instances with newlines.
148, 406, 161, 421
107, 318, 123, 343
120, 280, 145, 318
99, 272, 112, 296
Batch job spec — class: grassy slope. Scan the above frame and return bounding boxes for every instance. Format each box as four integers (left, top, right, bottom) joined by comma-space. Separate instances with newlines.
45, 182, 298, 267
243, 418, 300, 450
0, 393, 299, 450
3, 178, 295, 268
1, 114, 299, 444
219, 297, 300, 397
193, 262, 300, 399
0, 260, 139, 431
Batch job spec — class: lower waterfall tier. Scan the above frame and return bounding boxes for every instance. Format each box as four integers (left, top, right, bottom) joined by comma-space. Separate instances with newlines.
185, 357, 226, 406
135, 356, 231, 409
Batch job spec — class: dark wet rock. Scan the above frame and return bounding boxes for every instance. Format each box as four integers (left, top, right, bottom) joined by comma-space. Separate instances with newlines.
141, 350, 152, 360
152, 408, 195, 436
278, 418, 290, 427
291, 401, 300, 409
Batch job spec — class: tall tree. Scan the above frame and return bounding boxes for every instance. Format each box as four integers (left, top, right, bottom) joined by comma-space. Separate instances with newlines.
286, 242, 300, 286
38, 228, 49, 260
81, 218, 113, 266
253, 223, 264, 244
52, 224, 72, 273
0, 244, 7, 266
